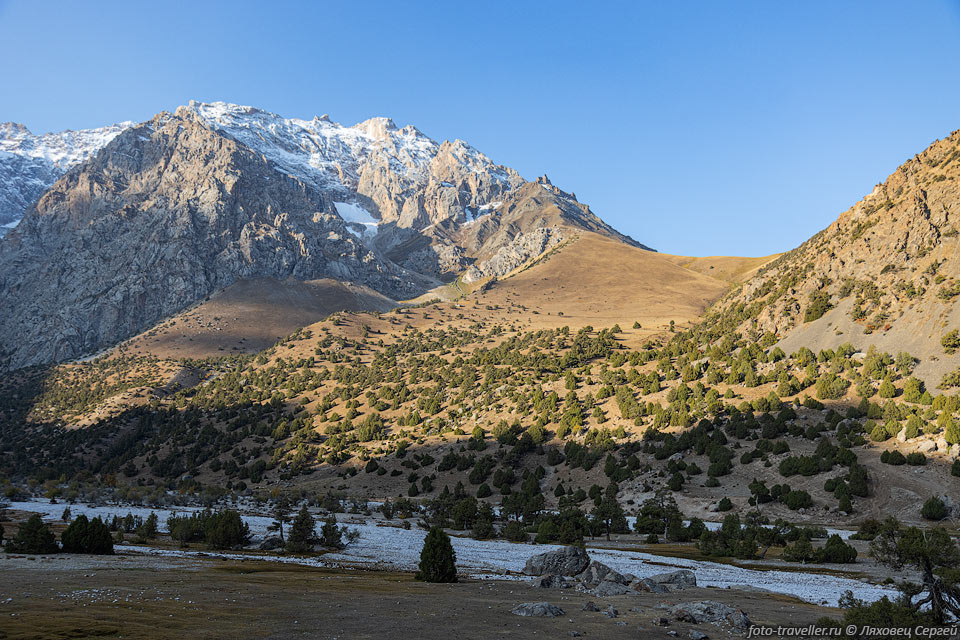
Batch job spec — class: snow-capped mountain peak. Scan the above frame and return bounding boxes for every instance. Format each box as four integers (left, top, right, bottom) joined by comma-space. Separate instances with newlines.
0, 119, 132, 230
0, 120, 132, 168
180, 100, 524, 231
181, 100, 441, 193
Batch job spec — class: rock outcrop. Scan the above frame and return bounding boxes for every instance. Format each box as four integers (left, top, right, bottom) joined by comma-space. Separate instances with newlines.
463, 227, 567, 283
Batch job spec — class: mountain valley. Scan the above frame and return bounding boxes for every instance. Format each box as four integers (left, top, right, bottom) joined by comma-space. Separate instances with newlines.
3, 104, 960, 637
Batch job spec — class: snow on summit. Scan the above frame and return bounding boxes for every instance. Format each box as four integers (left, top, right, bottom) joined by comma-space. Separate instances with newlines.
0, 120, 132, 168
0, 119, 133, 228
183, 100, 517, 197
0, 100, 523, 235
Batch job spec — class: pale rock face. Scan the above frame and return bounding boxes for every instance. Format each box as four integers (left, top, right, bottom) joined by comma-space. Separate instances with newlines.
463, 227, 567, 283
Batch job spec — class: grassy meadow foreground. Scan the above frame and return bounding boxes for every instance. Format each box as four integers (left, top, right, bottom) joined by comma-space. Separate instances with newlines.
0, 554, 832, 640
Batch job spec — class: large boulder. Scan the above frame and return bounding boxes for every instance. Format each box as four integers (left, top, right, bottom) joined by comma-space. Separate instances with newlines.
523, 545, 590, 577
916, 439, 938, 454
511, 602, 565, 617
670, 601, 752, 630
648, 569, 697, 589
576, 560, 628, 587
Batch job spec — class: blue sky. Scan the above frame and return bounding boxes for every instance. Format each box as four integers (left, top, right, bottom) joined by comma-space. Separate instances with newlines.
1, 1, 958, 256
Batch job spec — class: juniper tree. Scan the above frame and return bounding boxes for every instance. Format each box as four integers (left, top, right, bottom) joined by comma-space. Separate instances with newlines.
205, 510, 250, 550
61, 514, 114, 555
415, 526, 457, 583
591, 483, 627, 541
871, 519, 960, 623
5, 514, 58, 554
286, 505, 318, 553
268, 497, 292, 542
320, 515, 343, 548
138, 512, 159, 540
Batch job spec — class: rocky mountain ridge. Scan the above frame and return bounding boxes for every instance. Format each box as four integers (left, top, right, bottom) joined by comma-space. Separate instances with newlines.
0, 109, 429, 370
0, 102, 648, 371
709, 129, 960, 386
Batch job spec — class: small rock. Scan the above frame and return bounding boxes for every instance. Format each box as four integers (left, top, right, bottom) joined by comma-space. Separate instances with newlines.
604, 605, 618, 618
582, 601, 600, 612
258, 536, 283, 551
512, 602, 565, 618
727, 609, 752, 630
576, 560, 628, 587
690, 631, 709, 640
655, 617, 671, 627
630, 578, 670, 594
670, 601, 752, 631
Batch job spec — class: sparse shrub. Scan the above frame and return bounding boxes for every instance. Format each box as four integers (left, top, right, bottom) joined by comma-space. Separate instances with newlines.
942, 330, 960, 355
815, 534, 857, 563
921, 497, 948, 521
805, 291, 833, 323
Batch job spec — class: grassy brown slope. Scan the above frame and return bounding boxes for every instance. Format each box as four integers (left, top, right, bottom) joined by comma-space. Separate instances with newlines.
662, 254, 781, 284
113, 277, 396, 361
477, 232, 731, 341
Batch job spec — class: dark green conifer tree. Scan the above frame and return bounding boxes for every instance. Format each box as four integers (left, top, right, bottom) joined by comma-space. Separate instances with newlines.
416, 525, 457, 583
